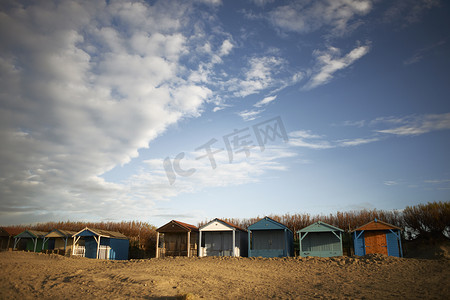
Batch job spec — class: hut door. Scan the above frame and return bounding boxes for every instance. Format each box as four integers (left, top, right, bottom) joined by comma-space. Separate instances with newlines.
364, 231, 387, 255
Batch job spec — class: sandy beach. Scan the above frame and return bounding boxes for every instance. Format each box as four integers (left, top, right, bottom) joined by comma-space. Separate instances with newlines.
0, 251, 449, 299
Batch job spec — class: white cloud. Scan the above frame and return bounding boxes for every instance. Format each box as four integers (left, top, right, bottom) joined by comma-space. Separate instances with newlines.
289, 130, 380, 149
219, 39, 234, 56
268, 0, 372, 36
254, 95, 277, 107
0, 0, 222, 223
337, 137, 380, 147
384, 181, 399, 186
230, 56, 285, 97
237, 109, 264, 121
288, 131, 333, 149
304, 44, 370, 90
132, 145, 296, 202
376, 113, 450, 136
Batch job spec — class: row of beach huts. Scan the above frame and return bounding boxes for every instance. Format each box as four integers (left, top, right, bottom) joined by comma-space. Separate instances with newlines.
0, 218, 403, 260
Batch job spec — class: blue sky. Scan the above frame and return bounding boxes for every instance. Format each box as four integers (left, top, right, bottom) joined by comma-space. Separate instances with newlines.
1, 0, 449, 227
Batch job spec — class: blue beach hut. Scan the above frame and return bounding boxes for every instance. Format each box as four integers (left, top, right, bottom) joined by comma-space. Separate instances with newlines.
353, 219, 403, 257
298, 221, 344, 257
248, 217, 293, 257
72, 227, 129, 260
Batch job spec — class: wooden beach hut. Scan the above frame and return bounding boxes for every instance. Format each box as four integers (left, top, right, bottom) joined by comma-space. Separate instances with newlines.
156, 220, 198, 258
43, 229, 76, 255
353, 219, 403, 257
0, 227, 23, 251
248, 217, 293, 257
13, 230, 48, 252
72, 228, 129, 260
199, 218, 247, 257
298, 221, 344, 257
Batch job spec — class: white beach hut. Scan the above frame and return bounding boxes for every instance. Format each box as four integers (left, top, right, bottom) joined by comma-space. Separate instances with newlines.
198, 218, 247, 257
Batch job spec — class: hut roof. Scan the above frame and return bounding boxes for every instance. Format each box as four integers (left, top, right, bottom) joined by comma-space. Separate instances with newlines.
353, 219, 402, 232
0, 227, 25, 237
200, 218, 247, 232
44, 229, 77, 238
73, 227, 128, 240
14, 230, 48, 239
248, 216, 292, 232
157, 220, 198, 233
297, 221, 343, 233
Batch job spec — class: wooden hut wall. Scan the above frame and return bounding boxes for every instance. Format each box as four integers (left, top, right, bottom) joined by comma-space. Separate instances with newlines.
164, 232, 188, 256
354, 230, 402, 257
250, 230, 287, 257
203, 231, 233, 256
300, 232, 342, 257
353, 232, 365, 256
109, 238, 129, 260
0, 228, 11, 250
386, 230, 401, 257
190, 231, 198, 256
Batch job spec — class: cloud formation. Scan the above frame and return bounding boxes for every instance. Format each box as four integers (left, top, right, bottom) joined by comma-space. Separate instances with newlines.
375, 113, 450, 136
0, 0, 223, 223
268, 0, 372, 36
304, 44, 370, 90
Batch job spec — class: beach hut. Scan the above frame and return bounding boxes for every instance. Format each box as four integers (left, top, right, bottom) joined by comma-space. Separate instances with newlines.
43, 229, 76, 255
198, 218, 247, 257
0, 227, 23, 251
72, 228, 129, 260
247, 217, 293, 257
13, 230, 48, 252
156, 220, 198, 258
353, 219, 403, 257
298, 221, 344, 257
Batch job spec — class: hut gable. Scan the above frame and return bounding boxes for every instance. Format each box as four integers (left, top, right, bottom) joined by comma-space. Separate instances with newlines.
45, 229, 76, 238
354, 219, 401, 231
299, 221, 344, 233
248, 217, 291, 232
15, 230, 48, 239
200, 218, 246, 232
157, 220, 198, 233
74, 228, 127, 239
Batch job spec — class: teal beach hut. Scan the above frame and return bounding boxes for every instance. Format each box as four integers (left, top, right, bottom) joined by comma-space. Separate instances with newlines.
298, 221, 344, 257
248, 217, 293, 257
